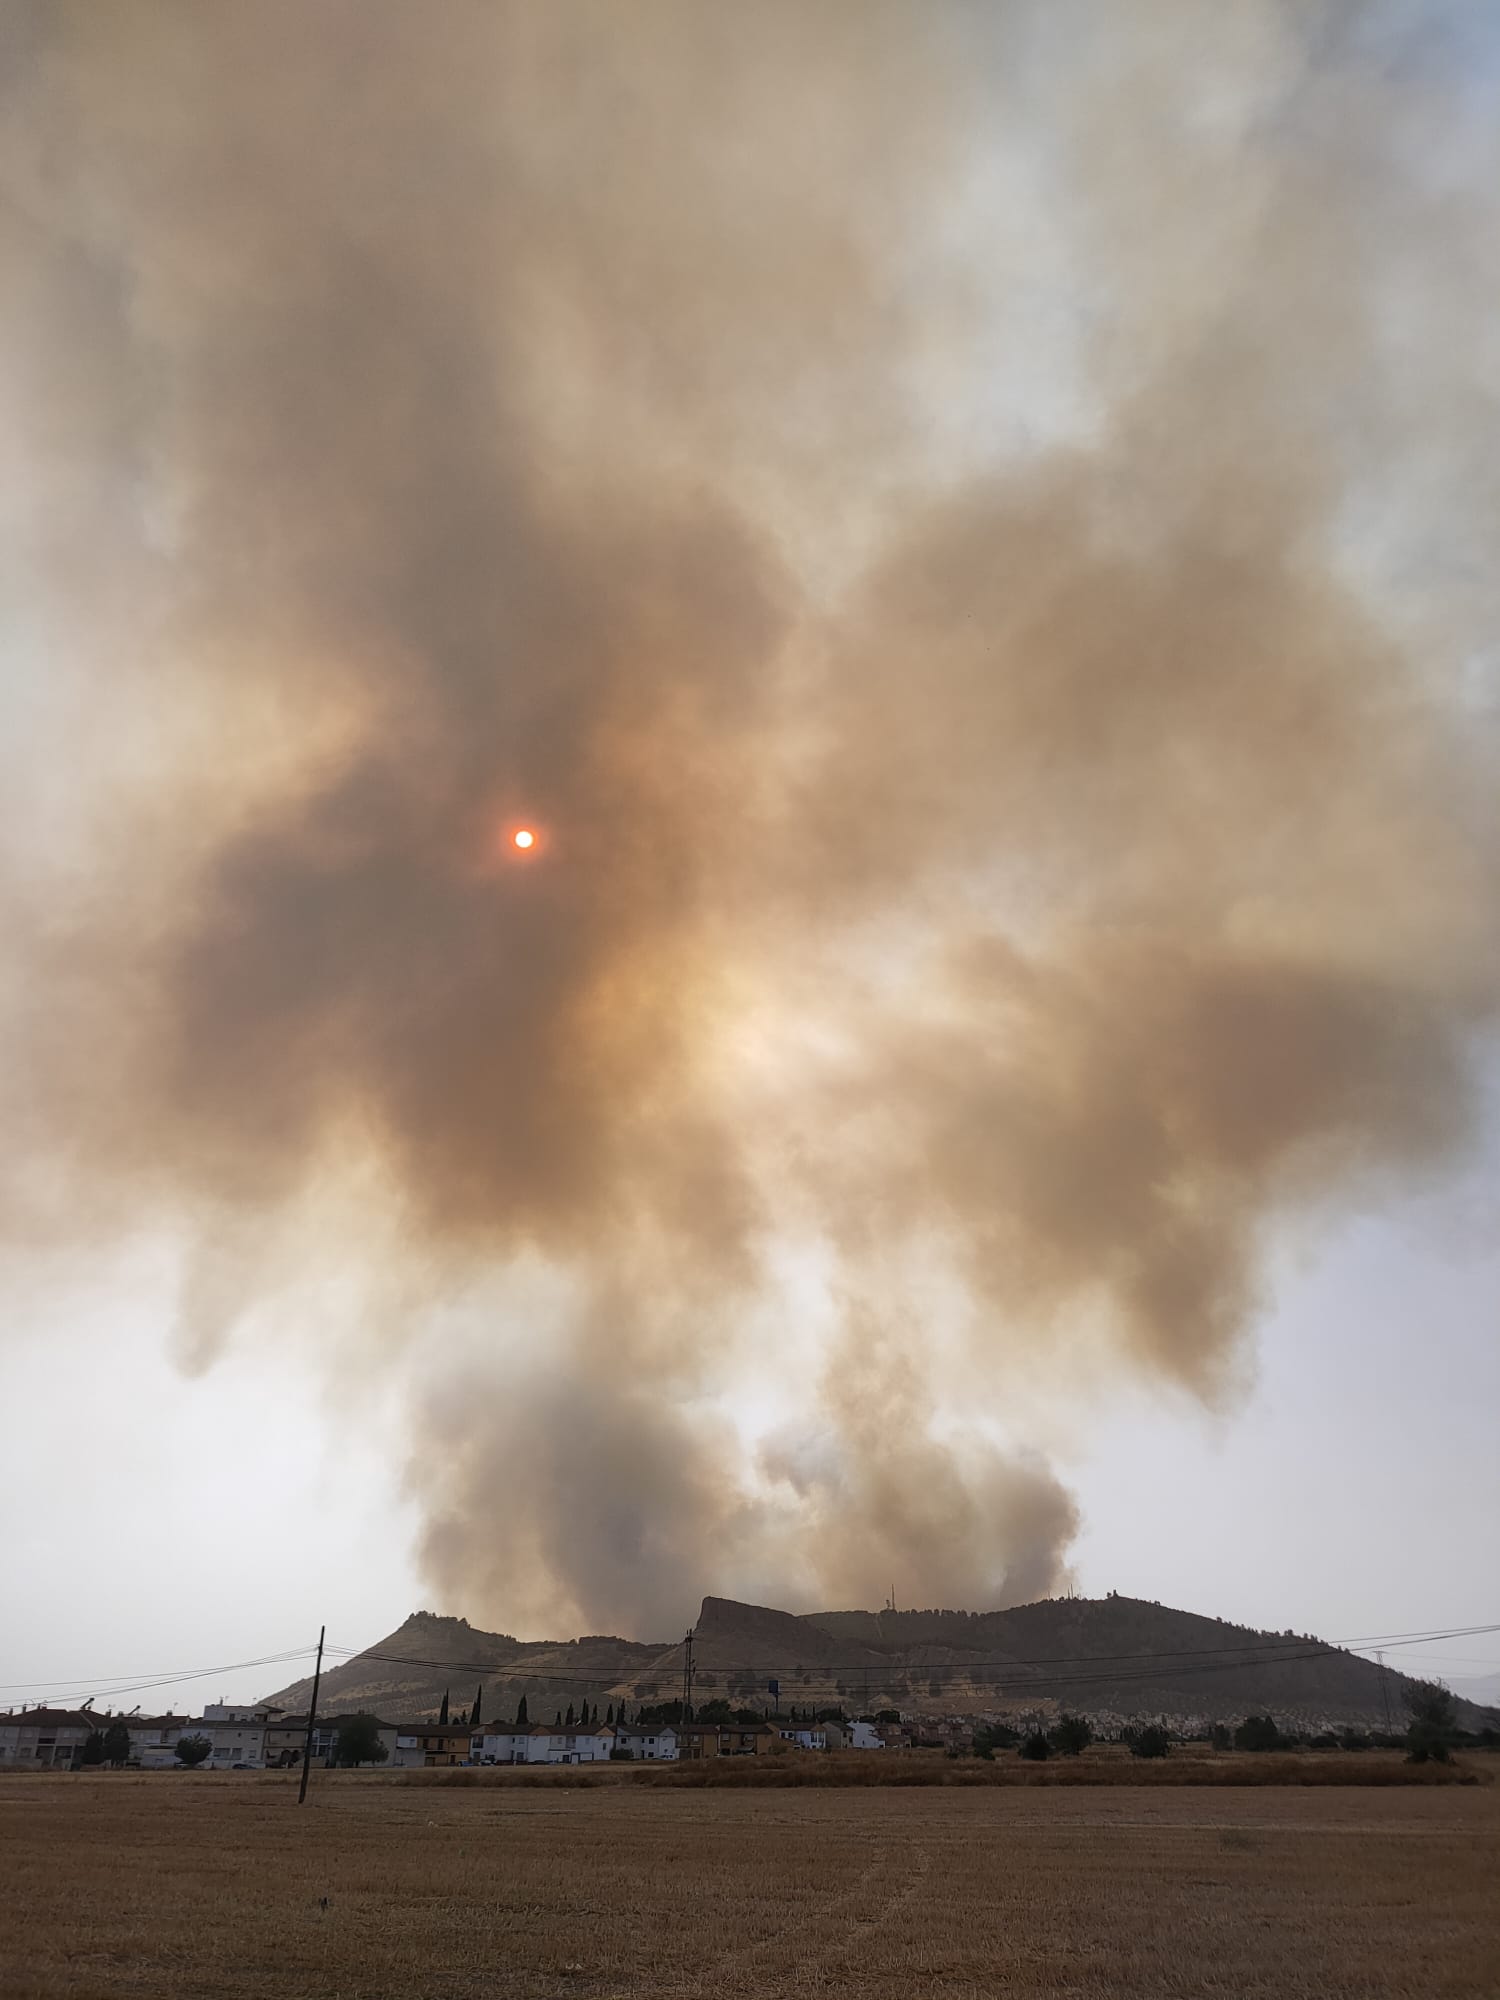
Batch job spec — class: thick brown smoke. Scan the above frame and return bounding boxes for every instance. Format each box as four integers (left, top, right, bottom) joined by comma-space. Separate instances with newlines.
3, 2, 1497, 1634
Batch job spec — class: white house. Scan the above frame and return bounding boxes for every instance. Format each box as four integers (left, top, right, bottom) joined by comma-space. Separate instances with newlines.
197, 1717, 267, 1769
777, 1725, 818, 1750
614, 1724, 678, 1761
777, 1724, 840, 1751
128, 1716, 191, 1768
474, 1726, 533, 1765
847, 1720, 885, 1750
526, 1723, 615, 1764
0, 1708, 95, 1768
391, 1730, 425, 1770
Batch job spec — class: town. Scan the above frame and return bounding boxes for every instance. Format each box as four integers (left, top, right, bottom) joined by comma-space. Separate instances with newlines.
0, 1697, 921, 1772
6, 1690, 1456, 1775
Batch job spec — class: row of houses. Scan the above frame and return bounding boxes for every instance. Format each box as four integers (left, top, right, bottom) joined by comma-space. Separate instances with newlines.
0, 1705, 284, 1772
471, 1716, 890, 1764
0, 1702, 895, 1772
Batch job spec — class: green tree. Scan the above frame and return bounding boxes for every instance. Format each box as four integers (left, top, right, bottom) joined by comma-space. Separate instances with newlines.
1404, 1680, 1457, 1765
474, 1684, 484, 1728
175, 1735, 212, 1768
102, 1719, 132, 1768
438, 1690, 449, 1726
81, 1729, 106, 1766
606, 1704, 615, 1726
972, 1722, 1019, 1759
1018, 1730, 1052, 1762
1209, 1723, 1233, 1751
874, 1709, 902, 1726
564, 1703, 575, 1727
1050, 1715, 1092, 1756
515, 1696, 529, 1727
1234, 1714, 1282, 1752
334, 1714, 390, 1767
1130, 1726, 1171, 1759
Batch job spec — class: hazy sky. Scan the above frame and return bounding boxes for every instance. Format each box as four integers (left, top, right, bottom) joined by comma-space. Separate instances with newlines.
3, 1, 1499, 1713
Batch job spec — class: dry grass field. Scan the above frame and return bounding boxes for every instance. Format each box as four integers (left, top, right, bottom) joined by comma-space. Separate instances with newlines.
2, 1768, 1497, 1999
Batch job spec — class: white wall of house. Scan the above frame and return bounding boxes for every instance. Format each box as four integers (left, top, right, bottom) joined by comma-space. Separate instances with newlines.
475, 1729, 531, 1764
527, 1726, 614, 1764
777, 1726, 830, 1750
0, 1716, 92, 1767
615, 1726, 678, 1761
128, 1722, 188, 1768
847, 1721, 885, 1749
199, 1720, 266, 1768
392, 1733, 425, 1769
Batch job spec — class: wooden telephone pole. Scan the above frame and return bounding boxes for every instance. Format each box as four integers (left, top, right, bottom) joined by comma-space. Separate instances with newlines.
297, 1626, 326, 1807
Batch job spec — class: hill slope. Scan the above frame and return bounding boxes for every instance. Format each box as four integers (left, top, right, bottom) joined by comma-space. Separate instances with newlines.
263, 1596, 1497, 1732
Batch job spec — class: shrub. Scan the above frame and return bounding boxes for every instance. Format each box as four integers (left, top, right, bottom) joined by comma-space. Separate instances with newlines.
1018, 1731, 1052, 1762
1130, 1726, 1171, 1759
175, 1735, 212, 1768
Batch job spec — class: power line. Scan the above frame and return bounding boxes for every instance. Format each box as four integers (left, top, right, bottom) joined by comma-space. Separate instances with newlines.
0, 1647, 319, 1712
0, 1646, 317, 1694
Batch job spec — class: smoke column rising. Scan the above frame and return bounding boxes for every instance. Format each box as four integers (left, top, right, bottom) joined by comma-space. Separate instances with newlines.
2, 2, 1498, 1633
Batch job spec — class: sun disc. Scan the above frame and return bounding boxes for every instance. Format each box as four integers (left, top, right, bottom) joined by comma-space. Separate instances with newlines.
513, 828, 535, 850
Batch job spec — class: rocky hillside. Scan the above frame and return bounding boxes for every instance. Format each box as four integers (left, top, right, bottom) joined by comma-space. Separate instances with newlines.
263, 1596, 1497, 1732
800, 1597, 1497, 1729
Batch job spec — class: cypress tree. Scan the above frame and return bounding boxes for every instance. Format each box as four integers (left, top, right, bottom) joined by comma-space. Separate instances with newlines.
516, 1695, 529, 1728
564, 1703, 575, 1727
553, 1710, 561, 1728
474, 1684, 484, 1728
606, 1704, 614, 1726
439, 1689, 449, 1726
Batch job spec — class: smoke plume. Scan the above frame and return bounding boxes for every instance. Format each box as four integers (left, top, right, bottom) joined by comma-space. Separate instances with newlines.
3, 2, 1497, 1633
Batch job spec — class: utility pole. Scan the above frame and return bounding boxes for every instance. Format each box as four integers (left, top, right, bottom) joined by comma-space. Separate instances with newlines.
298, 1626, 326, 1807
680, 1628, 696, 1722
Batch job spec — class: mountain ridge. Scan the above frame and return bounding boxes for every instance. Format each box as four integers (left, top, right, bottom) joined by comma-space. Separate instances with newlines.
263, 1595, 1498, 1732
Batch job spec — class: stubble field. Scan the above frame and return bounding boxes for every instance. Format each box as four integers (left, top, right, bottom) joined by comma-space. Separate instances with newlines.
2, 1769, 1497, 1999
